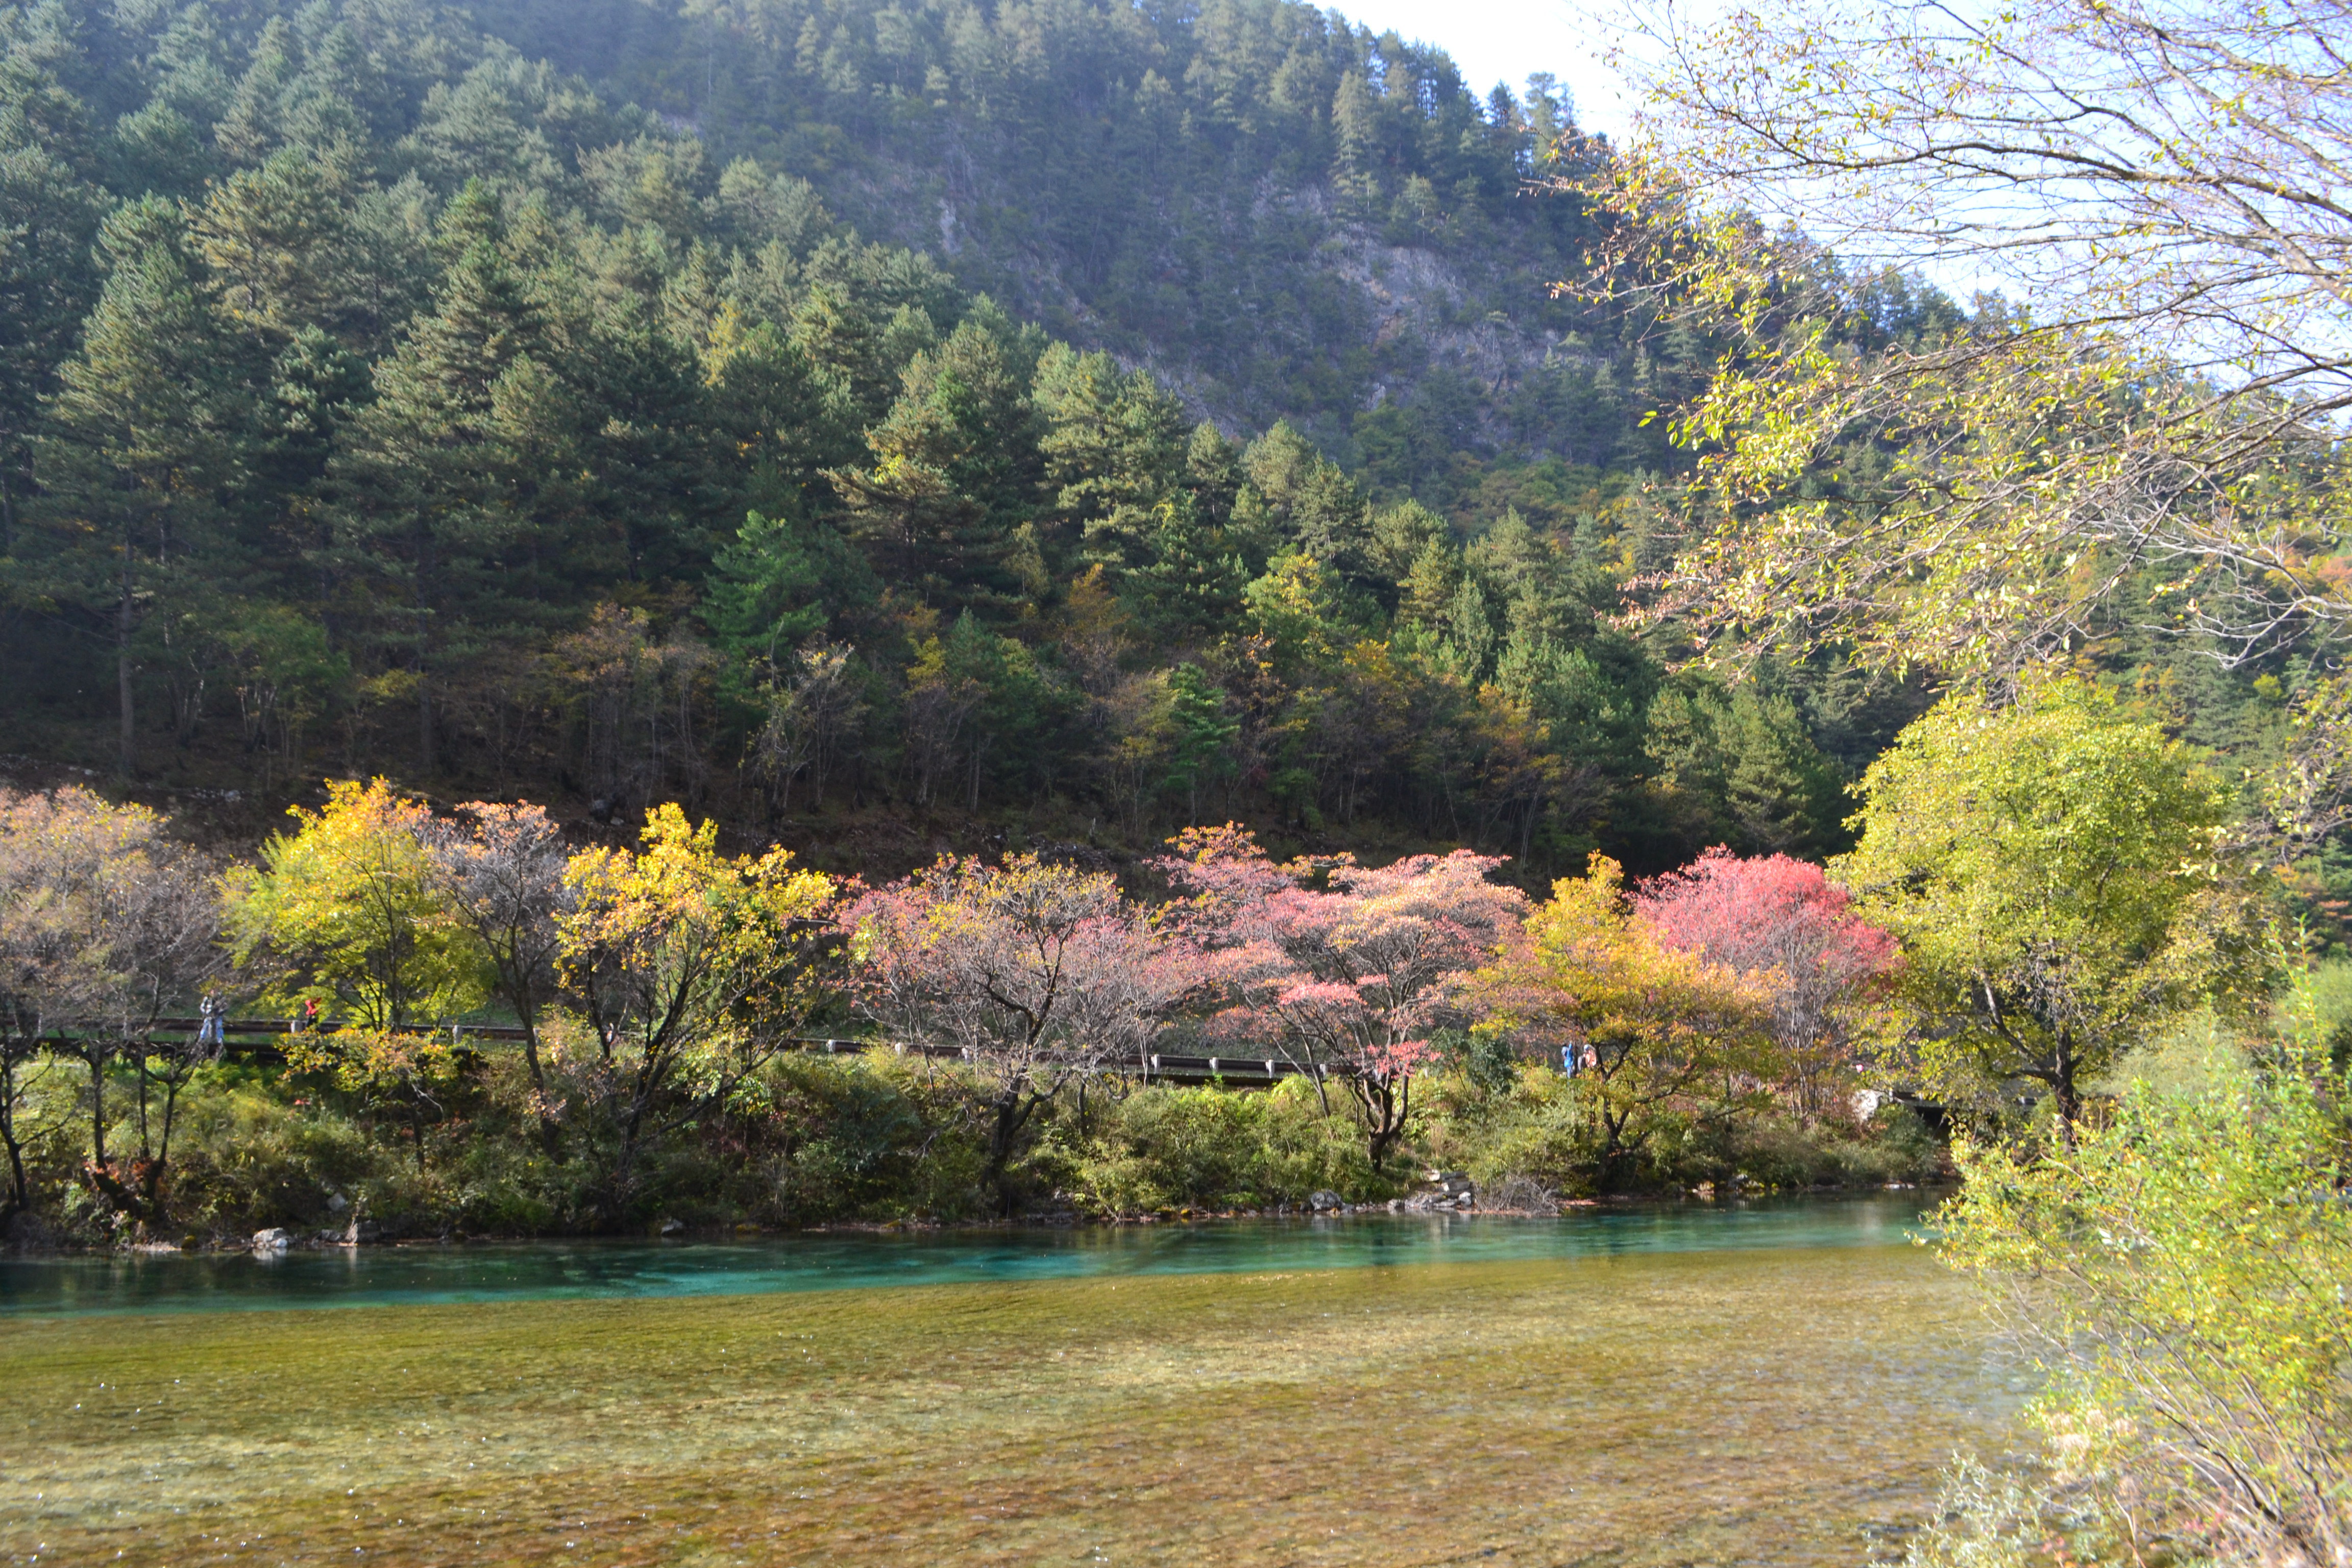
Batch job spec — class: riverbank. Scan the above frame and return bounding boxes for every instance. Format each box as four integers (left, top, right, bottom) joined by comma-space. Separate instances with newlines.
2, 1050, 1950, 1252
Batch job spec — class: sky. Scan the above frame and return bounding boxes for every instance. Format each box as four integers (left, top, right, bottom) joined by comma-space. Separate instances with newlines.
1324, 0, 1636, 134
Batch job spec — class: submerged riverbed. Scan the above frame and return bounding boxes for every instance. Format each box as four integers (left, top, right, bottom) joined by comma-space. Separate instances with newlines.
0, 1200, 2024, 1566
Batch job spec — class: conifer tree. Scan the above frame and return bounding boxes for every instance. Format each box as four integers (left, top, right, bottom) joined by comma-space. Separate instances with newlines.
31, 198, 235, 774
1330, 69, 1382, 219
331, 183, 551, 774
0, 110, 104, 551
828, 318, 1040, 612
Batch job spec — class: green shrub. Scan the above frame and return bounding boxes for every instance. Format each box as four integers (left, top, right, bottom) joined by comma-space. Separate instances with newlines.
9, 1040, 1955, 1243
751, 1054, 992, 1223
164, 1074, 412, 1238
1418, 1065, 1607, 1196
1412, 1064, 1949, 1198
1939, 1037, 2351, 1561
1063, 1080, 1383, 1214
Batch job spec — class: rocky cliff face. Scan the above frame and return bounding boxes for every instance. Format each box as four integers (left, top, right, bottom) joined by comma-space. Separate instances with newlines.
459, 0, 1616, 463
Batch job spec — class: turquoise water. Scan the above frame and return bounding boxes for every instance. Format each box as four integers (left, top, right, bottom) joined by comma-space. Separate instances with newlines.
0, 1194, 1936, 1315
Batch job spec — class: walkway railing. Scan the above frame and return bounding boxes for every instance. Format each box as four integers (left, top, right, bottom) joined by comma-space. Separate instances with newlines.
25, 1018, 1321, 1087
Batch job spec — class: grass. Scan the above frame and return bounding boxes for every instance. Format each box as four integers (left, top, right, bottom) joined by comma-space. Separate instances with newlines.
0, 1244, 2016, 1566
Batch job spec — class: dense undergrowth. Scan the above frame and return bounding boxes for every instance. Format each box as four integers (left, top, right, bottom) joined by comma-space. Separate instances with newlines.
2, 1048, 1946, 1247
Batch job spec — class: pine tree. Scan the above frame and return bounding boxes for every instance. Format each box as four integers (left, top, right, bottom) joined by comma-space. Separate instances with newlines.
828, 318, 1040, 614
1330, 69, 1383, 220
30, 198, 235, 774
704, 509, 871, 672
700, 310, 857, 528
0, 27, 106, 549
332, 186, 552, 774
189, 146, 365, 346
0, 125, 104, 552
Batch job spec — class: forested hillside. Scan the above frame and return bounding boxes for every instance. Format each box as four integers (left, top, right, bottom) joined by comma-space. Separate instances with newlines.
463, 0, 1622, 468
0, 0, 2290, 885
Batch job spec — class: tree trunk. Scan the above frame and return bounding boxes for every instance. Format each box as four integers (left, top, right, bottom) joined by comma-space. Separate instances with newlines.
416, 662, 435, 775
1360, 1072, 1411, 1172
0, 1130, 26, 1226
0, 1058, 29, 1226
81, 1046, 148, 1221
138, 1065, 188, 1214
86, 1050, 109, 1177
2051, 1049, 2082, 1149
983, 1086, 1040, 1213
117, 553, 137, 776
517, 1013, 562, 1158
603, 1059, 661, 1229
1598, 1104, 1634, 1193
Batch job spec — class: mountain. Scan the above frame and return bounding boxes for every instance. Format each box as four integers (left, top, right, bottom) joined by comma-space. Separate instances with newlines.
0, 0, 1929, 879
463, 0, 1639, 481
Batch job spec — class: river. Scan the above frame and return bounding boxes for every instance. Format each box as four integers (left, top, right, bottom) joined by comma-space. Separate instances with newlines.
0, 1197, 2026, 1566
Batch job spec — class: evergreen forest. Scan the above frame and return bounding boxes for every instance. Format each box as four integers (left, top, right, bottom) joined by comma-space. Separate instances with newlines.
0, 0, 2026, 881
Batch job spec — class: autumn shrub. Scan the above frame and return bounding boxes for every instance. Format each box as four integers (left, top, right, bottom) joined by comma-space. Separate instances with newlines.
164, 1073, 419, 1238
1934, 1033, 2351, 1565
1899, 1455, 2104, 1568
1061, 1079, 1384, 1214
746, 1053, 991, 1223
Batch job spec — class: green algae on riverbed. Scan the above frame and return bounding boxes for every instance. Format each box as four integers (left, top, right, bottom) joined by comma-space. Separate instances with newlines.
0, 1244, 2018, 1567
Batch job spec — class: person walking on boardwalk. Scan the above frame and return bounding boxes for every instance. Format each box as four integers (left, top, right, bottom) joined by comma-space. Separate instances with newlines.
195, 994, 225, 1051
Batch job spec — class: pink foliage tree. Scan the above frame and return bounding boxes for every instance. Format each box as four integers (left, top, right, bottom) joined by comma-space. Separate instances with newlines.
844, 853, 1199, 1204
1632, 848, 1898, 1118
1159, 825, 1527, 1169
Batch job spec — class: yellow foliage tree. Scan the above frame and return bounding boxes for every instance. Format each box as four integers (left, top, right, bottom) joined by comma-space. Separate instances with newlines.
1474, 854, 1774, 1186
1833, 681, 2261, 1137
225, 779, 489, 1167
557, 804, 838, 1218
225, 778, 484, 1029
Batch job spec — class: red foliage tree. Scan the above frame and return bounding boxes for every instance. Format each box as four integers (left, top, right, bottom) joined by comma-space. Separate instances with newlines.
844, 853, 1199, 1205
1632, 848, 1898, 1117
1159, 825, 1526, 1170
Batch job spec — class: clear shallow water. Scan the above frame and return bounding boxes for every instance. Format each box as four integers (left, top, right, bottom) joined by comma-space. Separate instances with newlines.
0, 1195, 1938, 1315
0, 1196, 2015, 1568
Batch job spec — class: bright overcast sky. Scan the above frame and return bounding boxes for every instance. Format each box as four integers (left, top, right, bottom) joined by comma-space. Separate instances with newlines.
1326, 0, 1635, 134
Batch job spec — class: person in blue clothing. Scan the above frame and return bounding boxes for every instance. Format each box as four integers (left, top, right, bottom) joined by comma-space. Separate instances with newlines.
195, 994, 225, 1050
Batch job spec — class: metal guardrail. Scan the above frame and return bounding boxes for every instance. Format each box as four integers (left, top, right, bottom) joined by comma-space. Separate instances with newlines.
787, 1037, 1313, 1084
138, 1016, 534, 1041
39, 1020, 1324, 1087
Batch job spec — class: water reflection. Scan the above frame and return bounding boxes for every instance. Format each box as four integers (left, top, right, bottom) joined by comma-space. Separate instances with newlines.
1, 1194, 1939, 1315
